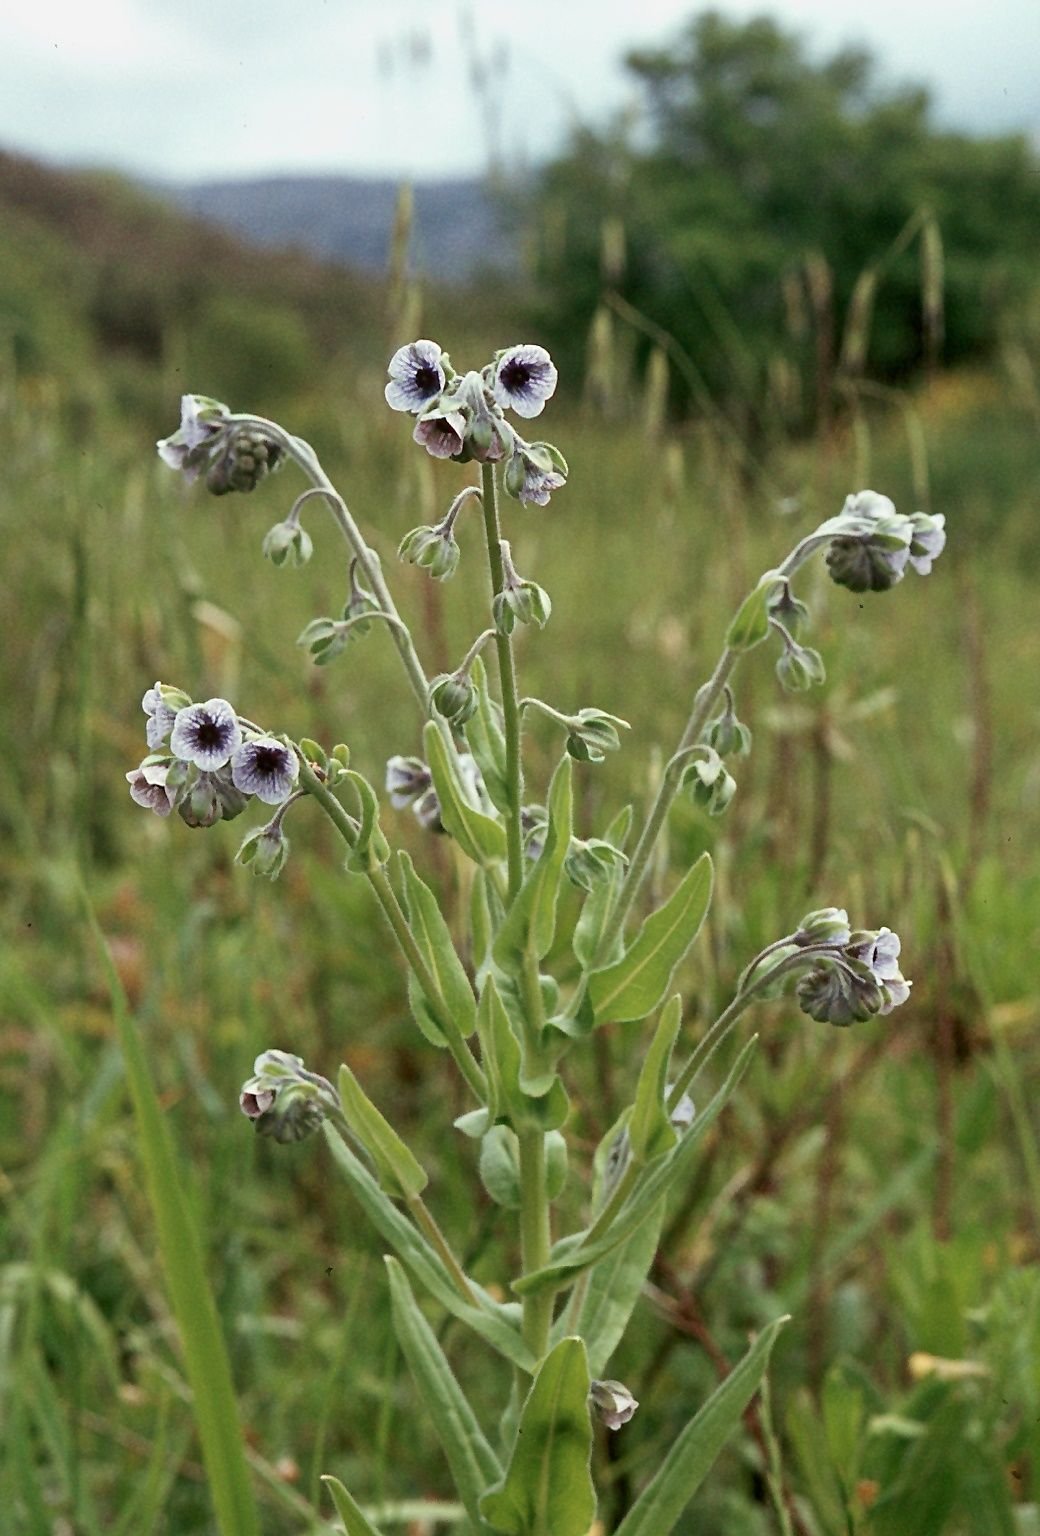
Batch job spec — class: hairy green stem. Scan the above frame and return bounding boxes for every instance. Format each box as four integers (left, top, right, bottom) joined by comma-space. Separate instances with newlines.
233, 415, 431, 714
517, 1129, 554, 1359
480, 462, 525, 896
297, 754, 487, 1103
406, 1193, 480, 1308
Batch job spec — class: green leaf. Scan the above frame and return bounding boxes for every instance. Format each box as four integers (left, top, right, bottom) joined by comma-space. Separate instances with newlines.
613, 1315, 789, 1536
386, 1259, 502, 1529
323, 1124, 536, 1372
477, 974, 570, 1132
627, 995, 682, 1165
572, 805, 632, 970
558, 1199, 665, 1375
480, 1125, 522, 1208
337, 1064, 428, 1198
513, 1036, 756, 1298
494, 755, 573, 969
725, 570, 783, 652
321, 1476, 386, 1536
398, 851, 478, 1040
343, 768, 390, 873
589, 854, 713, 1024
464, 656, 511, 814
480, 1337, 596, 1536
84, 900, 260, 1536
425, 720, 507, 866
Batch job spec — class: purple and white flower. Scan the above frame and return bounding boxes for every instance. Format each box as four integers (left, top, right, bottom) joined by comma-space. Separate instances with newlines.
230, 736, 299, 805
413, 408, 467, 460
385, 340, 447, 415
126, 759, 176, 817
141, 684, 179, 750
385, 755, 432, 810
589, 1379, 639, 1431
853, 926, 911, 1013
156, 395, 231, 481
169, 698, 242, 772
491, 345, 558, 419
503, 442, 567, 507
908, 512, 947, 575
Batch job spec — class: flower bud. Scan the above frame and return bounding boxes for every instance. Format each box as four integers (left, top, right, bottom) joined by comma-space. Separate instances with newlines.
667, 1087, 696, 1132
296, 617, 349, 666
767, 582, 811, 637
564, 836, 627, 892
794, 907, 851, 946
208, 427, 283, 496
236, 821, 290, 878
492, 578, 552, 634
565, 708, 628, 763
589, 1379, 639, 1431
681, 751, 737, 817
705, 701, 752, 758
775, 642, 826, 692
239, 1049, 338, 1143
429, 672, 479, 726
262, 519, 313, 568
398, 523, 460, 581
796, 956, 883, 1026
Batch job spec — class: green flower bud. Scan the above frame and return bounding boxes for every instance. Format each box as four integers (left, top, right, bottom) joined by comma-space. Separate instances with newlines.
398, 523, 460, 580
775, 643, 826, 692
262, 519, 313, 568
564, 836, 628, 892
429, 672, 479, 726
681, 751, 737, 816
565, 708, 628, 763
492, 578, 552, 634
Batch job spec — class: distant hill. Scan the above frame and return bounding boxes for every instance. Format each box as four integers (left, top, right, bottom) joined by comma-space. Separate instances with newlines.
155, 176, 515, 282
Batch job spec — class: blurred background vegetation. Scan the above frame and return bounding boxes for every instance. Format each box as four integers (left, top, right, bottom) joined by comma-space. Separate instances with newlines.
2, 10, 1039, 1534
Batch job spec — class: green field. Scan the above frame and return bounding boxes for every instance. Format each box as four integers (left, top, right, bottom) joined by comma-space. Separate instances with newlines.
2, 160, 1040, 1536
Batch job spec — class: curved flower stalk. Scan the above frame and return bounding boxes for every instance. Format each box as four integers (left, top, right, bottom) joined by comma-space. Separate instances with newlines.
140, 338, 946, 1536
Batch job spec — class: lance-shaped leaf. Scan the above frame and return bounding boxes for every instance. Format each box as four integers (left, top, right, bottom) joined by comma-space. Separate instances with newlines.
560, 1199, 666, 1376
464, 656, 510, 814
513, 1036, 756, 1298
494, 755, 573, 970
725, 569, 784, 652
477, 974, 569, 1133
398, 850, 478, 1042
323, 1124, 536, 1372
614, 1315, 790, 1536
343, 769, 390, 873
572, 804, 632, 970
628, 995, 682, 1166
480, 1337, 596, 1536
589, 854, 713, 1024
321, 1476, 386, 1536
386, 1259, 502, 1529
425, 720, 506, 866
337, 1064, 428, 1198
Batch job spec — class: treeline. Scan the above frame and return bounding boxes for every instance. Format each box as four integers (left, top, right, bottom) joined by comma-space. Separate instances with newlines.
528, 12, 1040, 429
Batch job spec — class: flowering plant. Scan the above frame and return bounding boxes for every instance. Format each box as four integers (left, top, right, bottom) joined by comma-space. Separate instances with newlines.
136, 340, 945, 1532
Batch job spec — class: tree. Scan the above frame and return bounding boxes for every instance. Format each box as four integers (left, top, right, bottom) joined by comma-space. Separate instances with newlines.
530, 12, 1040, 427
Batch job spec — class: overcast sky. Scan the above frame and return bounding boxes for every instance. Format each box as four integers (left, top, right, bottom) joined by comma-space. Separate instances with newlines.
3, 0, 1038, 182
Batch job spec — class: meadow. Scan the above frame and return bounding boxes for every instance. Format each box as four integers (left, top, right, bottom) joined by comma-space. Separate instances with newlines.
2, 165, 1040, 1535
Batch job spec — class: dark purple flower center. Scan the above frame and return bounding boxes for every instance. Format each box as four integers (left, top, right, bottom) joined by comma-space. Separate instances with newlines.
500, 359, 533, 393
252, 744, 287, 777
413, 365, 440, 394
194, 717, 228, 750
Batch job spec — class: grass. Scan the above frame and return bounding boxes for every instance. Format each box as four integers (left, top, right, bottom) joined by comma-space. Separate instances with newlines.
2, 300, 1039, 1533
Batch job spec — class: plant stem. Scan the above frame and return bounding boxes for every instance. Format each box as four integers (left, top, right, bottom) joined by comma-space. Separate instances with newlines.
297, 754, 487, 1103
406, 1193, 480, 1308
233, 415, 431, 714
596, 645, 739, 963
517, 1129, 554, 1359
480, 462, 525, 897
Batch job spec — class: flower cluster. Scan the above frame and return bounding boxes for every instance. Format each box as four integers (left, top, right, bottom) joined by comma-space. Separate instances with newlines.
157, 395, 283, 496
239, 1050, 339, 1143
384, 340, 568, 507
826, 491, 946, 594
127, 684, 298, 832
795, 923, 911, 1026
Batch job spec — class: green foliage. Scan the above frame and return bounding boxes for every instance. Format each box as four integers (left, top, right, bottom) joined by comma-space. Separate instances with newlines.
531, 12, 1040, 423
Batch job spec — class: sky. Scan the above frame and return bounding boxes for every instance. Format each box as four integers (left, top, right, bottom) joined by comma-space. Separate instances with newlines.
2, 0, 1039, 183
